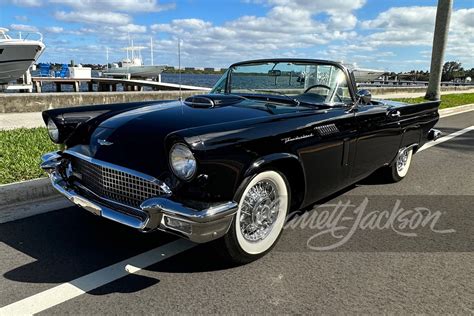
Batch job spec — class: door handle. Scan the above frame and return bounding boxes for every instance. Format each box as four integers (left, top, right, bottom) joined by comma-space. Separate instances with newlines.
389, 110, 401, 118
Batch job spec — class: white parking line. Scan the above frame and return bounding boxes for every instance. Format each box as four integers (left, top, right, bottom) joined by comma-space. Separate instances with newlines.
418, 125, 474, 152
0, 239, 196, 315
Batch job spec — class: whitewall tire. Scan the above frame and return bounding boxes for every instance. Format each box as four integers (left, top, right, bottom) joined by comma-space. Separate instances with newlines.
391, 147, 414, 182
222, 170, 289, 263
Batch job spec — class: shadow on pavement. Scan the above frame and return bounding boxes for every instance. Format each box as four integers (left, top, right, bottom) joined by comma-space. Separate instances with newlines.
0, 207, 176, 290
0, 205, 243, 295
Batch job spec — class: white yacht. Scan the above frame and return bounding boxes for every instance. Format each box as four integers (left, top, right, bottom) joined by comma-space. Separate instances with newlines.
352, 68, 386, 82
0, 28, 45, 84
343, 62, 386, 82
102, 43, 166, 80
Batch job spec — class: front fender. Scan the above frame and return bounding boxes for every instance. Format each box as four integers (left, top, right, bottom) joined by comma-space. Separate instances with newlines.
243, 153, 306, 211
244, 153, 300, 177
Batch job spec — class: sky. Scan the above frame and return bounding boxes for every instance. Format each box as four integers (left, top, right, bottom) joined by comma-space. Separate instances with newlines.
0, 0, 473, 71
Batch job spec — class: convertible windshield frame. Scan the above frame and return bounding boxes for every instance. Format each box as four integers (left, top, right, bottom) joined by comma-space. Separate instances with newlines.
213, 59, 357, 106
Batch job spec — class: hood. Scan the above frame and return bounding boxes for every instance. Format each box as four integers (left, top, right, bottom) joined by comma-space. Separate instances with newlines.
77, 95, 302, 178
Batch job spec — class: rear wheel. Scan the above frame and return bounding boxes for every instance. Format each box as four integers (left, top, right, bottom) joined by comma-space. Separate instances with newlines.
388, 147, 414, 182
221, 170, 289, 264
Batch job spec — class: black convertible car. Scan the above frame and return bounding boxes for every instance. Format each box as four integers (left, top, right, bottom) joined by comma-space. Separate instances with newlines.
41, 59, 441, 263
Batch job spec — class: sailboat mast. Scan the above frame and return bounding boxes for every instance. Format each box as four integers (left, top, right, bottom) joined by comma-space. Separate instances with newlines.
127, 33, 131, 60
150, 37, 154, 66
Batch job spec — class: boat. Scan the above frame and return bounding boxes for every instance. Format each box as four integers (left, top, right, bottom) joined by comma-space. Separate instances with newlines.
0, 27, 45, 84
102, 42, 166, 80
352, 68, 386, 82
343, 62, 386, 82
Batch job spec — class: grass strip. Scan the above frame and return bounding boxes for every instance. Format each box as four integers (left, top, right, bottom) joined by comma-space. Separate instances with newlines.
0, 127, 58, 185
391, 92, 474, 109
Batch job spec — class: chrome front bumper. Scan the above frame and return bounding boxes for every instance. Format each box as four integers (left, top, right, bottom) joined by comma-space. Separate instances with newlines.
41, 151, 238, 243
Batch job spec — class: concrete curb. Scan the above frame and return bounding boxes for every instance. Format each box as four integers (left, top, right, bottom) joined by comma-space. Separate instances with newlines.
0, 178, 56, 206
0, 103, 473, 224
438, 104, 474, 118
0, 178, 72, 223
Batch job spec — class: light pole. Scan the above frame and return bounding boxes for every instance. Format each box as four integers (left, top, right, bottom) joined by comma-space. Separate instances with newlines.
425, 0, 453, 101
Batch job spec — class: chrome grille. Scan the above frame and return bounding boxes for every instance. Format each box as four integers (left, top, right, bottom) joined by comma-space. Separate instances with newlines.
70, 156, 168, 209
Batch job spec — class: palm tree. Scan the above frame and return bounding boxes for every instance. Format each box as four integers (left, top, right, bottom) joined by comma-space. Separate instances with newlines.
425, 0, 453, 101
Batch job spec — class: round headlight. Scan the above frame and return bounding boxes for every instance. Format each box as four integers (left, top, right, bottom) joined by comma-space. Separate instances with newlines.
170, 143, 197, 180
47, 119, 60, 143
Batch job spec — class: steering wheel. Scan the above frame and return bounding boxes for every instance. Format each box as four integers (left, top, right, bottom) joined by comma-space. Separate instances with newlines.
304, 84, 343, 102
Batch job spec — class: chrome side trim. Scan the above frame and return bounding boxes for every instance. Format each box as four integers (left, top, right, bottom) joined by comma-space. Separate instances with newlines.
64, 149, 172, 195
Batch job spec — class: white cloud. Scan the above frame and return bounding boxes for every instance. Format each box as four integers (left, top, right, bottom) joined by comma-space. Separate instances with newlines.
268, 0, 364, 31
361, 6, 436, 30
44, 26, 64, 33
54, 11, 131, 25
268, 0, 366, 13
15, 0, 469, 70
455, 8, 474, 28
9, 23, 39, 32
116, 24, 147, 33
11, 0, 42, 7
146, 0, 366, 67
360, 6, 474, 66
48, 0, 174, 12
14, 15, 29, 22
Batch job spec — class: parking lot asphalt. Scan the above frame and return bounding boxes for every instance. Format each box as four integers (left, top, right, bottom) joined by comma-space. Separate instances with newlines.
0, 110, 473, 314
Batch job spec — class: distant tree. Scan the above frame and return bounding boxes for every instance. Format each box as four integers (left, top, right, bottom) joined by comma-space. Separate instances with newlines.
467, 68, 474, 79
442, 61, 464, 81
425, 0, 453, 101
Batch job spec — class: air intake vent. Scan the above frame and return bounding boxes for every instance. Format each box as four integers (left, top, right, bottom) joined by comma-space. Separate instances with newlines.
184, 96, 215, 108
315, 124, 339, 136
184, 94, 246, 108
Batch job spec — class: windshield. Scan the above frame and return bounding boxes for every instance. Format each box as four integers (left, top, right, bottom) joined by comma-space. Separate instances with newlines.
210, 61, 353, 105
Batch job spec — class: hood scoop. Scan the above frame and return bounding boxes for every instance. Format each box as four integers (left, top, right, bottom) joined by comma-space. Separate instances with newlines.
184, 94, 246, 108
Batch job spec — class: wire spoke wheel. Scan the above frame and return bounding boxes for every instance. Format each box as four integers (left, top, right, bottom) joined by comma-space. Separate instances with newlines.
239, 179, 280, 242
395, 147, 413, 178
226, 170, 289, 258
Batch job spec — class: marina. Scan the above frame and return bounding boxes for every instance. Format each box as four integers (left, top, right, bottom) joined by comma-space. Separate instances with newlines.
30, 76, 210, 93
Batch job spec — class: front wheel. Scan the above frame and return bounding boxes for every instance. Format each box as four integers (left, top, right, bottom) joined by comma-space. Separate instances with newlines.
221, 170, 290, 264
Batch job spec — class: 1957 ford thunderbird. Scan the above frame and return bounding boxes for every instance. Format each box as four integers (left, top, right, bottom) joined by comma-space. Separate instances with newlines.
41, 59, 442, 263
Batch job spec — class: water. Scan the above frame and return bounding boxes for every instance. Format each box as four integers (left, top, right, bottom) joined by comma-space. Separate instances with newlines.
161, 73, 221, 88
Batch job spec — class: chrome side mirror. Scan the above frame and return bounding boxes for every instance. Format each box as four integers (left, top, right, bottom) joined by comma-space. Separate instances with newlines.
357, 89, 372, 105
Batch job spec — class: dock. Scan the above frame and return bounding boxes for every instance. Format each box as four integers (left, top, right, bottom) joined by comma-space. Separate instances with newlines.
31, 77, 210, 93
